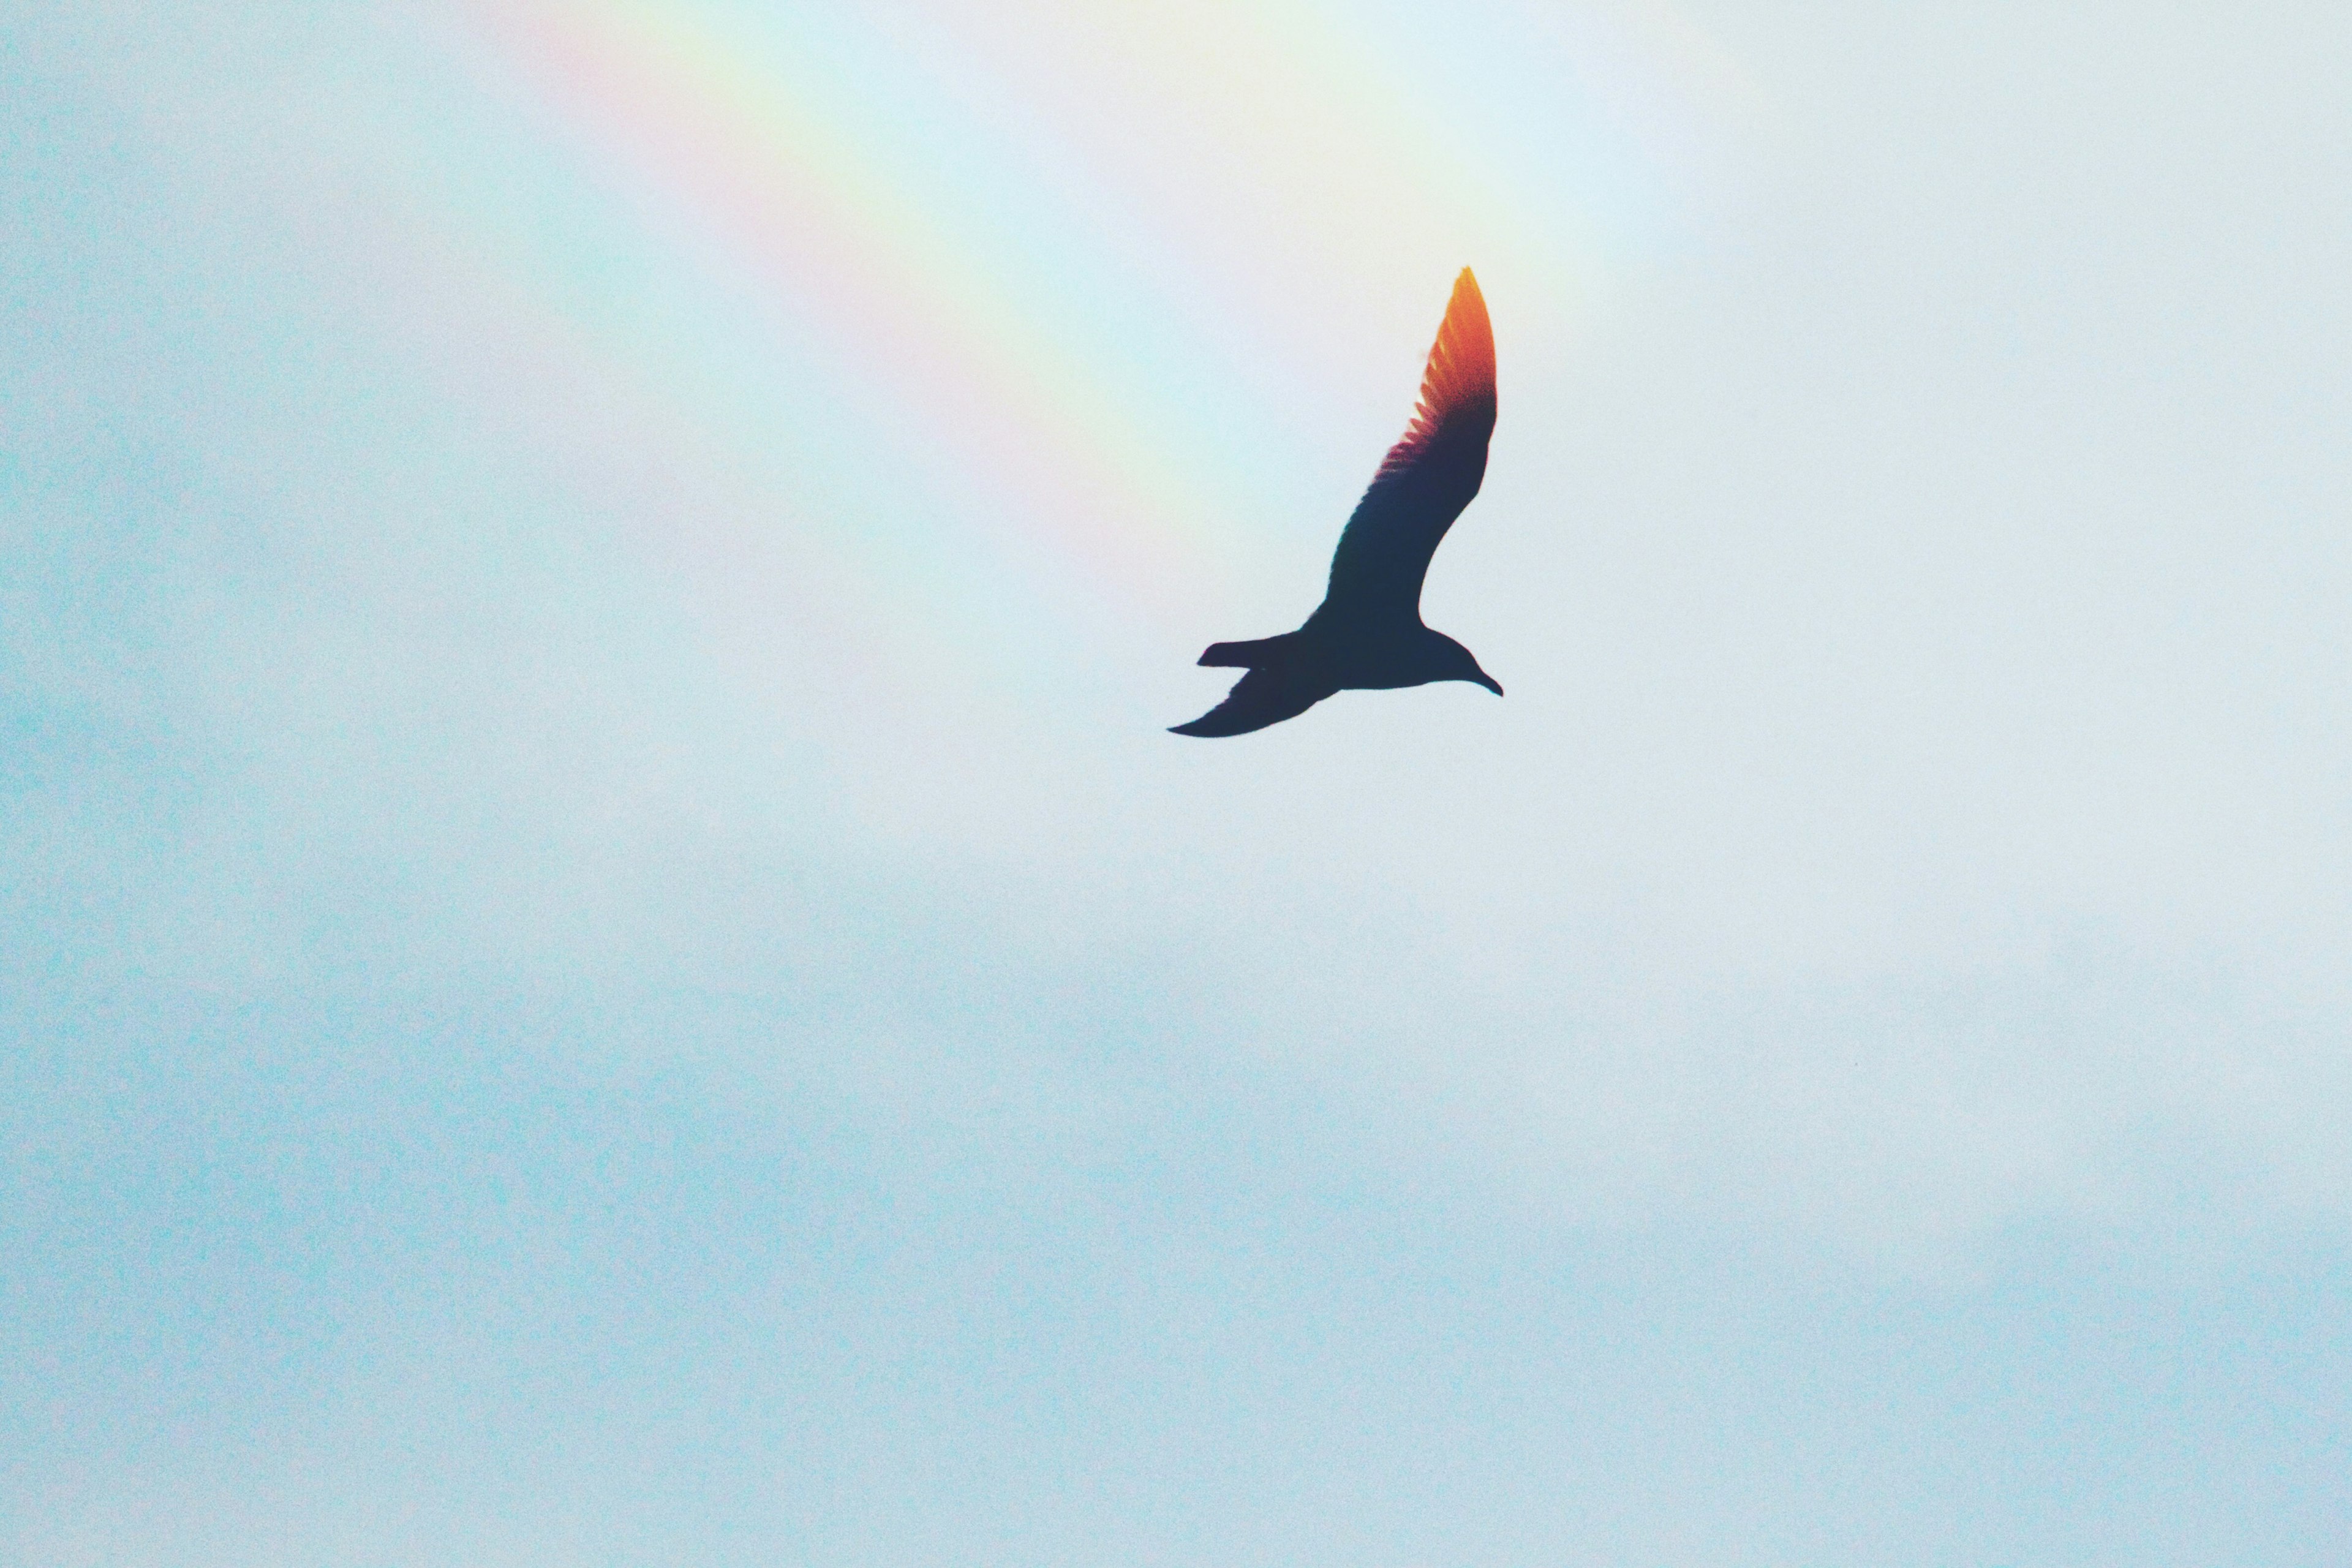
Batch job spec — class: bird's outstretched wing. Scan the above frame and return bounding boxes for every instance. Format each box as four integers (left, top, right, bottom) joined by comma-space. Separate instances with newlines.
1319, 268, 1496, 624
1169, 665, 1332, 737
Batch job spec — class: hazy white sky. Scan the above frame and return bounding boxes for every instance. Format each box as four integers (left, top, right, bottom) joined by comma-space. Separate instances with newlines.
6, 2, 2350, 1562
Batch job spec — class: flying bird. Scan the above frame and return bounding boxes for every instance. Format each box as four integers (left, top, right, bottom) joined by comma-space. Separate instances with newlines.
1171, 268, 1502, 738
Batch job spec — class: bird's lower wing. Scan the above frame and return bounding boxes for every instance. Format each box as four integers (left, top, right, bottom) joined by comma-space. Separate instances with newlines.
1169, 666, 1331, 737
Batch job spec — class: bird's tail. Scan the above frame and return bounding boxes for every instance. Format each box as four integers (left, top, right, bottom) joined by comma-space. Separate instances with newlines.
1197, 634, 1296, 668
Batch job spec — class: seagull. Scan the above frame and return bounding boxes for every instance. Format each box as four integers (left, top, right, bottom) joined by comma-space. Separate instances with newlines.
1171, 268, 1502, 739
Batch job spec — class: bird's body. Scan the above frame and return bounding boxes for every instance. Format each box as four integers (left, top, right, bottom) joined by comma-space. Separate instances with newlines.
1172, 268, 1502, 738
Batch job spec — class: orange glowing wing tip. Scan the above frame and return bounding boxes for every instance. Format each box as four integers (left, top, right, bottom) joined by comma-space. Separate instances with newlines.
1376, 268, 1496, 479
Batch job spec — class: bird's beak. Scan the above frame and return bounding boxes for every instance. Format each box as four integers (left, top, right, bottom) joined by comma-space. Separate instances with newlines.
1476, 673, 1504, 696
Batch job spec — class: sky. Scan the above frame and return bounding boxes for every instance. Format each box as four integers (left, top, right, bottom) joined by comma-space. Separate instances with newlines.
4, 1, 2350, 1562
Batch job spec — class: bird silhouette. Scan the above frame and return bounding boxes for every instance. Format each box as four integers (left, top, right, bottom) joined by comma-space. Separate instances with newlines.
1172, 268, 1502, 738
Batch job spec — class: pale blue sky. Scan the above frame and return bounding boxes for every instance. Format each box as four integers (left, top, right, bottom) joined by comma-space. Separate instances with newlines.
6, 2, 2350, 1562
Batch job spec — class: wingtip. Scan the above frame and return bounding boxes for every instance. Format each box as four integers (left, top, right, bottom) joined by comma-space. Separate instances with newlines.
1448, 267, 1490, 327
1368, 266, 1493, 472
1430, 269, 1494, 402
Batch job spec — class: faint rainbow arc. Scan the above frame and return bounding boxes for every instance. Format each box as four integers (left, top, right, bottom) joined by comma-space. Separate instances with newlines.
469, 0, 1239, 625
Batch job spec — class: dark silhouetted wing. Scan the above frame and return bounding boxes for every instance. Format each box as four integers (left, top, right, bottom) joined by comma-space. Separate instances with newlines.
1169, 665, 1331, 737
1319, 268, 1496, 625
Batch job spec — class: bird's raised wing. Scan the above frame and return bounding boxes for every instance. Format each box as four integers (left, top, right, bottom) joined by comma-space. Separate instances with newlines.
1319, 268, 1496, 624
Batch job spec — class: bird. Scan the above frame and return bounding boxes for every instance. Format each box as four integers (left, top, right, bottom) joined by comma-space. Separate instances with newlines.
1171, 268, 1503, 738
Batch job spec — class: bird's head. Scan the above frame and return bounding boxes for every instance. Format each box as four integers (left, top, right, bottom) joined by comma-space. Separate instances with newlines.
1431, 634, 1504, 696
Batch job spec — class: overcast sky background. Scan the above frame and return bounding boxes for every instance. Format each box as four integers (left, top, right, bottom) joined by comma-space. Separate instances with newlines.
6, 2, 2351, 1562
